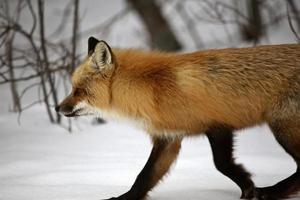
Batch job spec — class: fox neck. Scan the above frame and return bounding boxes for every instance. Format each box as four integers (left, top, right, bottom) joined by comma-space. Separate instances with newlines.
108, 50, 175, 128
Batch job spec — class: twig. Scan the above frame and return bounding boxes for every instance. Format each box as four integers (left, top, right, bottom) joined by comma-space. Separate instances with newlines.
70, 0, 79, 73
287, 2, 300, 43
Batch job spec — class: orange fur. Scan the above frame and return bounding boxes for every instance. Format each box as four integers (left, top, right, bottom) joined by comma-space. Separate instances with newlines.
66, 44, 300, 137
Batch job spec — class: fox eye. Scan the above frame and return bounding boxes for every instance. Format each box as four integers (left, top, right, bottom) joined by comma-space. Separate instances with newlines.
73, 88, 85, 97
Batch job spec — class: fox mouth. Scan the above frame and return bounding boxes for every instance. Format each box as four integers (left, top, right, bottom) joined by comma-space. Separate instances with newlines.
64, 108, 85, 117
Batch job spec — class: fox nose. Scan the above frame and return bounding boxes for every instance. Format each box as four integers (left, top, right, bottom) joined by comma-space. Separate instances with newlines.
55, 105, 60, 112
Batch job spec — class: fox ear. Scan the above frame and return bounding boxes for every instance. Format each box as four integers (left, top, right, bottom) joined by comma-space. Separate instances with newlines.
88, 37, 99, 55
91, 40, 114, 72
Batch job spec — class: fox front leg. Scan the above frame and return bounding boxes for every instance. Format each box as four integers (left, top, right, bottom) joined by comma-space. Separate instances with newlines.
103, 137, 182, 200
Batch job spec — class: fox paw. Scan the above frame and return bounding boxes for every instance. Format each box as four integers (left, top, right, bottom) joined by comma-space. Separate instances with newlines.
240, 187, 255, 199
255, 187, 280, 200
103, 197, 125, 200
102, 192, 133, 200
103, 196, 128, 200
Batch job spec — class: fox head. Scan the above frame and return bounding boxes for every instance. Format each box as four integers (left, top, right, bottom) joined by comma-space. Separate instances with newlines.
55, 37, 115, 117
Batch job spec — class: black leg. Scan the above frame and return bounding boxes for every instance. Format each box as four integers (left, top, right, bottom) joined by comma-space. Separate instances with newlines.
255, 119, 300, 200
104, 137, 182, 200
206, 126, 255, 199
255, 169, 300, 200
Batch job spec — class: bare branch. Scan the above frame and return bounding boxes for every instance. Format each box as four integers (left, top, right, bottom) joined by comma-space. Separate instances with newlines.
287, 2, 300, 43
0, 66, 68, 84
175, 2, 204, 49
70, 0, 79, 73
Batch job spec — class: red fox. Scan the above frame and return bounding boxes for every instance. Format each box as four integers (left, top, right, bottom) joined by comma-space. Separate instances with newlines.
56, 37, 300, 200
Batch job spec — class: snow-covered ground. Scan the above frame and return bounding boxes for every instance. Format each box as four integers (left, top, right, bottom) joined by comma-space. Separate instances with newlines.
1, 1, 300, 199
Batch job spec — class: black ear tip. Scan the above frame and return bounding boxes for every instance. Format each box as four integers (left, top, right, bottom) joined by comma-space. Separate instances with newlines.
88, 36, 100, 55
88, 36, 99, 43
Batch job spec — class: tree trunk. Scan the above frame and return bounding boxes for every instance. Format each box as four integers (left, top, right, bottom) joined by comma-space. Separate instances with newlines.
127, 0, 181, 51
241, 0, 263, 44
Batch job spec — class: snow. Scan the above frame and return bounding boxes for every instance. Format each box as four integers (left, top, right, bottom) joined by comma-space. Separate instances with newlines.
1, 0, 300, 199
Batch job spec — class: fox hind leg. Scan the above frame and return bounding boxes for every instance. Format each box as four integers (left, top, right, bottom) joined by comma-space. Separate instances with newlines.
206, 126, 255, 199
255, 117, 300, 200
